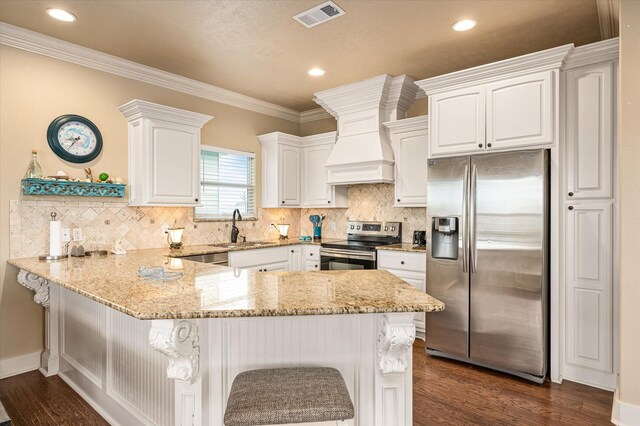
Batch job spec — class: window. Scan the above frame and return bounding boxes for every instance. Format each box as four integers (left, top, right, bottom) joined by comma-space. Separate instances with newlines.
195, 146, 256, 220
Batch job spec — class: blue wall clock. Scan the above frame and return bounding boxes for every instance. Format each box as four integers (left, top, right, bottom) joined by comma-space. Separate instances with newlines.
47, 114, 103, 163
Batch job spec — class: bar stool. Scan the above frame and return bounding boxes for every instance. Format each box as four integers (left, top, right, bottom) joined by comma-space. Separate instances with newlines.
224, 367, 355, 426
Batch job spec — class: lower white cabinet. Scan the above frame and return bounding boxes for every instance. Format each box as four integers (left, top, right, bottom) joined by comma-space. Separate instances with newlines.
229, 245, 321, 272
564, 200, 614, 388
303, 246, 321, 271
287, 246, 302, 271
377, 250, 427, 337
228, 246, 289, 271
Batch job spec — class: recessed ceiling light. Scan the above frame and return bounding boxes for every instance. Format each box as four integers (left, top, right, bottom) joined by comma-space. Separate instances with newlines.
46, 8, 77, 22
452, 19, 476, 32
308, 68, 325, 77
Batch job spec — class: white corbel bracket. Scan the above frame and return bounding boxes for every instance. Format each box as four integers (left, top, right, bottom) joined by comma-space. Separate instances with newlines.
149, 320, 200, 383
17, 269, 51, 307
377, 313, 416, 375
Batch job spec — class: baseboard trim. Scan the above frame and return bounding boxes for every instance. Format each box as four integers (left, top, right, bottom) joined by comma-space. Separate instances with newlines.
0, 351, 42, 379
58, 372, 121, 426
612, 388, 640, 426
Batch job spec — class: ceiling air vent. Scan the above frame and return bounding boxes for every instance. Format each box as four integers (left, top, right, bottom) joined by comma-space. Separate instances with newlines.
293, 1, 345, 28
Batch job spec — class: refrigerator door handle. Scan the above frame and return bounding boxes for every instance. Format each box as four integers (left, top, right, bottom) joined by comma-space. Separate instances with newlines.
470, 163, 478, 273
462, 164, 469, 273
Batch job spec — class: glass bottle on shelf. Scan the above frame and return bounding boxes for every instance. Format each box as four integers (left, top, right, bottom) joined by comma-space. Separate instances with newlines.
24, 149, 43, 179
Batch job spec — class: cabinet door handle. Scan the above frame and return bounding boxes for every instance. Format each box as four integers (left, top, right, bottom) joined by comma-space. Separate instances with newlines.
310, 253, 313, 256
315, 265, 318, 268
281, 201, 285, 204
401, 261, 405, 265
195, 198, 199, 202
328, 200, 331, 204
291, 250, 294, 253
487, 143, 492, 148
568, 206, 574, 211
478, 144, 483, 148
397, 199, 401, 202
568, 192, 574, 197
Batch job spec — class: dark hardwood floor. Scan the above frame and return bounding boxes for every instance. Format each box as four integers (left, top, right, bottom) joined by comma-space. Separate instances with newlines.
0, 343, 613, 425
412, 340, 613, 425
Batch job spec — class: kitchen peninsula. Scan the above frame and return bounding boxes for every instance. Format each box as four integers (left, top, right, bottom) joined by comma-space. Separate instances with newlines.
8, 248, 443, 426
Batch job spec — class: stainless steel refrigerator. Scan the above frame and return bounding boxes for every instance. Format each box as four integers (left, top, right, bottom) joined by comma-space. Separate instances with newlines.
425, 149, 549, 383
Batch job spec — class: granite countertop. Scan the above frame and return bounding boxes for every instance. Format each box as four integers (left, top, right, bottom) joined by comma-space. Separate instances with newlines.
377, 243, 427, 253
7, 248, 444, 320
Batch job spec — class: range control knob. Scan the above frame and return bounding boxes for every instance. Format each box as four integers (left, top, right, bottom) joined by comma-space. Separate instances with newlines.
384, 226, 389, 231
391, 226, 396, 231
350, 225, 355, 230
357, 225, 361, 230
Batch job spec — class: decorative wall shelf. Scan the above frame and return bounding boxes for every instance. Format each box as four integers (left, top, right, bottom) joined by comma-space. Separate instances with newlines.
21, 178, 126, 198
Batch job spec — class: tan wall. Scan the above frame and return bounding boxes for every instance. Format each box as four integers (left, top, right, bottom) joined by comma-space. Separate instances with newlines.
0, 45, 299, 359
618, 0, 640, 407
299, 117, 337, 137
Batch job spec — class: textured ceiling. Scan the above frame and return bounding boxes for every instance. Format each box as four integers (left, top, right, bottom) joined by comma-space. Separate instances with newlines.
0, 0, 602, 111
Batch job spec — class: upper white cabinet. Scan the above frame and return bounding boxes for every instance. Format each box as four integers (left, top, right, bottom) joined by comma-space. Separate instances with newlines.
302, 134, 348, 208
258, 132, 347, 208
119, 100, 212, 206
486, 71, 554, 150
416, 44, 573, 158
384, 116, 429, 207
429, 86, 486, 157
565, 61, 614, 200
259, 133, 301, 207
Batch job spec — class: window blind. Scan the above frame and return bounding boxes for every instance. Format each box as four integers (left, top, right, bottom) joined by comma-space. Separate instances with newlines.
195, 147, 256, 220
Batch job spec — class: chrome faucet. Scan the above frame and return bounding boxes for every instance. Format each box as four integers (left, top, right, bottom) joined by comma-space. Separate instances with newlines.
231, 209, 242, 243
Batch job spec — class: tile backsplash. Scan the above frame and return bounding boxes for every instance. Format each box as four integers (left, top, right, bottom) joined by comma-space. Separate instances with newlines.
9, 183, 425, 258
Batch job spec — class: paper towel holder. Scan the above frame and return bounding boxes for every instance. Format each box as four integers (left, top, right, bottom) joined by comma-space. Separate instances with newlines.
39, 212, 69, 261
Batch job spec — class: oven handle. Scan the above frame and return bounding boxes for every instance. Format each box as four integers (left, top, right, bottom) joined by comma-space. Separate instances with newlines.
320, 248, 376, 261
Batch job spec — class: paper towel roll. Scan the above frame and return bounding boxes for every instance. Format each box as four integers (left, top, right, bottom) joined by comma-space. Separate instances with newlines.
50, 220, 62, 256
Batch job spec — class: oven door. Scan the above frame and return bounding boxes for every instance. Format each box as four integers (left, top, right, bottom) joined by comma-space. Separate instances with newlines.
320, 248, 376, 270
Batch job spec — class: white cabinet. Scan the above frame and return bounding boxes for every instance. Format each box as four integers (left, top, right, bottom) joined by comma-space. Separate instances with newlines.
561, 47, 618, 389
302, 141, 348, 208
429, 86, 485, 157
259, 132, 347, 208
486, 71, 554, 150
119, 99, 212, 206
287, 245, 302, 271
564, 201, 613, 383
302, 245, 320, 271
228, 246, 289, 271
384, 116, 429, 207
377, 250, 427, 337
279, 144, 301, 206
259, 133, 301, 207
416, 45, 573, 159
565, 62, 614, 200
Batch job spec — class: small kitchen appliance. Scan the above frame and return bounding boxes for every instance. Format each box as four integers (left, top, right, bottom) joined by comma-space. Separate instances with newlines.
412, 230, 426, 247
320, 221, 401, 270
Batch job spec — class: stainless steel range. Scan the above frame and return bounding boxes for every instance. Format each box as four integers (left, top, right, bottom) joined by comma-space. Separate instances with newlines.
320, 221, 401, 270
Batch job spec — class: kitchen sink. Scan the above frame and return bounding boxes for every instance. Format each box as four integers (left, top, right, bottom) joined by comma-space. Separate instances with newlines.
208, 241, 278, 248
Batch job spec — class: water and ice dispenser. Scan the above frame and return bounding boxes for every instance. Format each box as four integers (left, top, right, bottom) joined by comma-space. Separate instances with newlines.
431, 217, 459, 260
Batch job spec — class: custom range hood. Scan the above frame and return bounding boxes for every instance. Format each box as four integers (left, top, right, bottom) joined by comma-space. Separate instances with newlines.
313, 74, 418, 185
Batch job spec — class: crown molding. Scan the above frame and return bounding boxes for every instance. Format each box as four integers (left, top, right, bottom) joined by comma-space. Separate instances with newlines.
0, 22, 303, 123
596, 0, 619, 40
415, 44, 574, 95
383, 115, 429, 134
299, 108, 334, 123
563, 37, 619, 70
119, 99, 213, 128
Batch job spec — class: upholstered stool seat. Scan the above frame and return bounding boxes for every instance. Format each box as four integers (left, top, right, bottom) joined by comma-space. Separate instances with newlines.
224, 367, 355, 426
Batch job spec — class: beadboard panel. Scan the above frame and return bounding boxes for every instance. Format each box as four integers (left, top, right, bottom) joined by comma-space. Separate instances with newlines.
107, 309, 173, 426
61, 288, 104, 388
